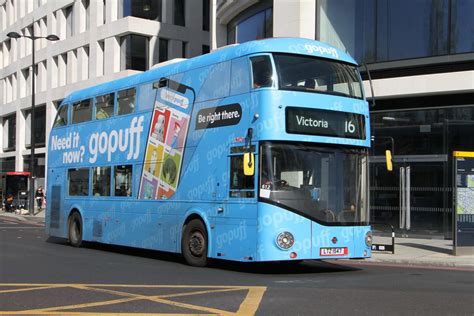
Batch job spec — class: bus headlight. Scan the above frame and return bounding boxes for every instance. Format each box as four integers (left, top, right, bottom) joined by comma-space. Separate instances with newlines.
276, 232, 294, 250
365, 231, 373, 247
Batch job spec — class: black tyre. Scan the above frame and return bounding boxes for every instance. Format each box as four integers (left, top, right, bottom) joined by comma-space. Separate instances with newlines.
181, 219, 208, 267
68, 212, 83, 247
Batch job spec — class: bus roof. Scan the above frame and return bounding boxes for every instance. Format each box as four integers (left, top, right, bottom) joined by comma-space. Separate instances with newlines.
63, 38, 356, 104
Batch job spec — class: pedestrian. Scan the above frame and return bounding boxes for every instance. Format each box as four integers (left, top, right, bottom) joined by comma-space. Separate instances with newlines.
35, 186, 44, 211
4, 193, 14, 212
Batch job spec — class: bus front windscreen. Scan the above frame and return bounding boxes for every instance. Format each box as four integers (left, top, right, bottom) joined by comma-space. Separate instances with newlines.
273, 54, 363, 99
260, 142, 368, 225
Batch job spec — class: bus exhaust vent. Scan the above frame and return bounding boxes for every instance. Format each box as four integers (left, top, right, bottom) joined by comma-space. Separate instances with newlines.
93, 220, 103, 238
50, 186, 61, 229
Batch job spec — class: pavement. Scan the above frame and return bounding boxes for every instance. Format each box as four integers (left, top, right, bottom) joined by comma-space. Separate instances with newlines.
1, 209, 473, 269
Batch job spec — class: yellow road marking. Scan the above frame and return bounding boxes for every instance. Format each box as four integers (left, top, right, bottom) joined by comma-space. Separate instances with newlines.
0, 283, 253, 288
0, 284, 267, 316
236, 287, 267, 315
1, 313, 209, 316
0, 285, 65, 294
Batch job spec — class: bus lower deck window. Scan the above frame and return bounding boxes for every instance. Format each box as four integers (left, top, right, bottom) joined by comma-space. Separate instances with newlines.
68, 168, 90, 196
93, 167, 111, 196
115, 165, 133, 197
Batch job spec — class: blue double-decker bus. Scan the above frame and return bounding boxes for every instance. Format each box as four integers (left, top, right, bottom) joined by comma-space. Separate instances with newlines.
46, 38, 372, 266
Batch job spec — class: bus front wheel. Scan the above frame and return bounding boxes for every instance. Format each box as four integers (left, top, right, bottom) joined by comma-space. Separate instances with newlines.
68, 212, 83, 247
181, 219, 208, 267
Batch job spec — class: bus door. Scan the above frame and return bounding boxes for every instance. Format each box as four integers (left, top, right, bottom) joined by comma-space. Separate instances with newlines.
211, 145, 257, 259
370, 155, 450, 238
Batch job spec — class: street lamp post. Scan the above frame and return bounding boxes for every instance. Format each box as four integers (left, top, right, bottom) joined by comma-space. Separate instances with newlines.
7, 31, 59, 215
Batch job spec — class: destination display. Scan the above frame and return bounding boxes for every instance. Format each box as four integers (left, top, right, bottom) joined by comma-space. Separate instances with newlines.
286, 107, 365, 139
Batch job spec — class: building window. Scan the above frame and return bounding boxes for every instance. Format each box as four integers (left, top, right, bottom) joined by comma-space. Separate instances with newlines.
123, 0, 162, 21
114, 165, 133, 197
68, 168, 90, 196
229, 8, 273, 44
182, 41, 187, 58
97, 40, 105, 77
72, 99, 92, 124
120, 34, 149, 71
65, 5, 73, 38
3, 114, 16, 151
202, 0, 210, 31
25, 105, 46, 148
23, 153, 46, 178
93, 166, 111, 196
174, 0, 185, 26
202, 45, 210, 55
95, 93, 114, 119
0, 157, 15, 174
159, 38, 168, 62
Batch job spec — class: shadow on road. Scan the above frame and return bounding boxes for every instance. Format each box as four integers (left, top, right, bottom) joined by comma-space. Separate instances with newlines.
46, 237, 361, 275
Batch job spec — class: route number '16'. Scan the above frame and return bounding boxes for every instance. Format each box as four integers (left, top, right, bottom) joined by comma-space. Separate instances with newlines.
345, 120, 356, 134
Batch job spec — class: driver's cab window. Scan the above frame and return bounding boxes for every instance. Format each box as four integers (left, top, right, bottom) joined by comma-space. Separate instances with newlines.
229, 146, 255, 198
250, 55, 274, 89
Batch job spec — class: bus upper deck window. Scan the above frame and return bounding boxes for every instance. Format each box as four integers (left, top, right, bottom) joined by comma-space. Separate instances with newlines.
117, 88, 136, 115
250, 56, 274, 89
72, 99, 92, 124
95, 93, 114, 120
53, 105, 68, 128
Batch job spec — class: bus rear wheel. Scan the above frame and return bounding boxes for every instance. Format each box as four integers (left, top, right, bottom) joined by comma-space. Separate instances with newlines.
181, 219, 208, 267
68, 212, 83, 247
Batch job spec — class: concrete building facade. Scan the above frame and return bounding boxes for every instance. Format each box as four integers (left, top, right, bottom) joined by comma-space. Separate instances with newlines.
0, 0, 210, 190
214, 0, 474, 239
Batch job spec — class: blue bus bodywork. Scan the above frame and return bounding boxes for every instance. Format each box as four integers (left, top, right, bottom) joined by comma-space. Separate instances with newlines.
46, 38, 372, 264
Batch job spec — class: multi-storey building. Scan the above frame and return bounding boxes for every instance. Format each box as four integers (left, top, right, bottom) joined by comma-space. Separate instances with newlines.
0, 0, 210, 191
214, 0, 474, 239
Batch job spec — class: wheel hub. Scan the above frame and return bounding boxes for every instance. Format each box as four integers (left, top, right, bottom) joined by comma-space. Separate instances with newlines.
189, 232, 204, 257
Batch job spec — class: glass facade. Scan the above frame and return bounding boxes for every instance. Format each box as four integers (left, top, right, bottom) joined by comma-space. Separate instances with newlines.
372, 107, 474, 156
228, 8, 273, 44
317, 0, 474, 64
370, 106, 474, 238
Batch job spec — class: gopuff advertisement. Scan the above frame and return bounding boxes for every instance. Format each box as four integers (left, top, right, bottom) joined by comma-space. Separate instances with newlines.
49, 114, 148, 167
138, 81, 195, 200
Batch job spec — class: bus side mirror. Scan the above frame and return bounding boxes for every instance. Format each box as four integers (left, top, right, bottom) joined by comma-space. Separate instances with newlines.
243, 153, 255, 176
385, 150, 393, 171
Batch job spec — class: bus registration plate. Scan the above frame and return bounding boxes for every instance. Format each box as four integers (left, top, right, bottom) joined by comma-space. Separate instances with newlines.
320, 247, 348, 256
